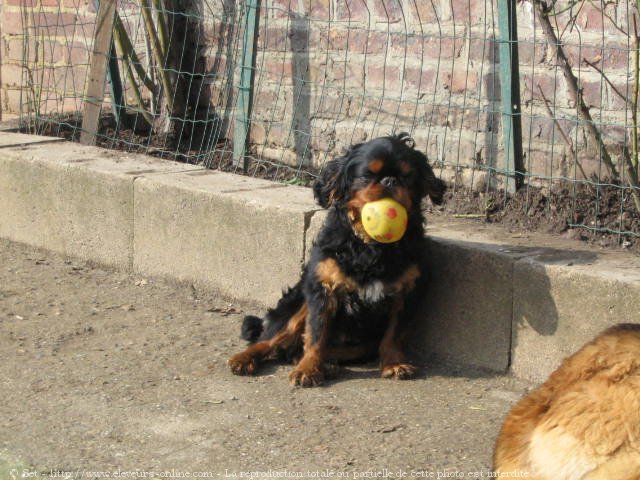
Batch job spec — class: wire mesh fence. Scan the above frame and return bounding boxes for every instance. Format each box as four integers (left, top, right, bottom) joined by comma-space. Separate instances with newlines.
4, 0, 640, 243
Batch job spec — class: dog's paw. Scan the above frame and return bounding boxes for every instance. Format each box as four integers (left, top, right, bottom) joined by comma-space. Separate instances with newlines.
381, 363, 417, 380
289, 366, 325, 387
228, 353, 258, 376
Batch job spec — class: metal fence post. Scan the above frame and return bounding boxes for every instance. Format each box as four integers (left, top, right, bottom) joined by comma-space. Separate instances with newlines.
233, 0, 261, 171
497, 0, 524, 192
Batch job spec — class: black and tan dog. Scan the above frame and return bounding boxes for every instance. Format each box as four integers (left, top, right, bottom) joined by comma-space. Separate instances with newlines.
494, 323, 640, 479
228, 133, 445, 386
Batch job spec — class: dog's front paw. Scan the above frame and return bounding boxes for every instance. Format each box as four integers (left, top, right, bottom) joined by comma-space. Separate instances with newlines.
289, 365, 325, 387
381, 363, 417, 380
228, 352, 258, 376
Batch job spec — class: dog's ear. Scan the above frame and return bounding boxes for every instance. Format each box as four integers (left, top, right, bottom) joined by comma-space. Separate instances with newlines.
408, 146, 446, 205
422, 163, 446, 205
394, 133, 446, 205
313, 155, 351, 208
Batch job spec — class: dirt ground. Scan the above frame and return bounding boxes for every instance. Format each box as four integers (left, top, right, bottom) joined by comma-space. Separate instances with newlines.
0, 239, 532, 479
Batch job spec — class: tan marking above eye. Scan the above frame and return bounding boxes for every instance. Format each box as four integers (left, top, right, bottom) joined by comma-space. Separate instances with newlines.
368, 158, 384, 174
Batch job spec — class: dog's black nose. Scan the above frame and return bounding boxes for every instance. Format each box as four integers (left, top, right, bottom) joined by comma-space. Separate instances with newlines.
380, 176, 398, 188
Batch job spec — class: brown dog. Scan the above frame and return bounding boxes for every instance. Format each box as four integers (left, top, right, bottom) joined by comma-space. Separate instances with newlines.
494, 323, 640, 479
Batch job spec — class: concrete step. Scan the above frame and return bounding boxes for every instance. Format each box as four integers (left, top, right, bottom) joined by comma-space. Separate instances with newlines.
1, 132, 638, 383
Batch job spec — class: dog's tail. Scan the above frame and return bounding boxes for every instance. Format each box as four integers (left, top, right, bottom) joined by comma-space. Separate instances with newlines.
241, 315, 264, 343
239, 280, 306, 344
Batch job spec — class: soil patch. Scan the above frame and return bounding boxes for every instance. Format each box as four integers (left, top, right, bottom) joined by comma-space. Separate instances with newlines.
434, 183, 640, 253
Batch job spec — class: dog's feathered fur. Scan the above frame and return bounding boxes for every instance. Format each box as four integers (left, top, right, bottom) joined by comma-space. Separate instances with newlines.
228, 133, 445, 386
494, 323, 640, 479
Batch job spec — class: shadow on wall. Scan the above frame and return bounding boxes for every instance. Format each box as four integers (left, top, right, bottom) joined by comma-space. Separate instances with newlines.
408, 237, 598, 374
289, 12, 312, 168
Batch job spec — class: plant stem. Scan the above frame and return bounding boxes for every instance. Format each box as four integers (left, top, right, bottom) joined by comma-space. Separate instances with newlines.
630, 6, 640, 211
139, 0, 174, 113
537, 83, 591, 185
113, 13, 156, 93
152, 0, 170, 59
532, 0, 619, 179
112, 16, 155, 126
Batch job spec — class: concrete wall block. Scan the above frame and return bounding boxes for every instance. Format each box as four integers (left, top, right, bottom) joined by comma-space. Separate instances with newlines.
133, 170, 319, 306
411, 237, 513, 372
0, 135, 199, 269
511, 257, 640, 382
0, 145, 133, 269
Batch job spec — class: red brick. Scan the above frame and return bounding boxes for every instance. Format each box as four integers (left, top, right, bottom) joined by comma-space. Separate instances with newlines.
307, 62, 326, 83
434, 36, 465, 60
564, 44, 603, 69
67, 41, 89, 64
602, 43, 632, 70
575, 3, 607, 32
2, 12, 25, 35
5, 38, 33, 63
517, 40, 547, 66
63, 0, 94, 10
331, 60, 365, 89
32, 12, 77, 37
373, 0, 403, 23
522, 115, 563, 142
261, 57, 293, 81
328, 29, 368, 54
43, 40, 65, 64
261, 27, 287, 51
521, 72, 559, 104
313, 93, 349, 119
335, 0, 370, 22
308, 0, 330, 18
414, 2, 442, 23
404, 66, 436, 92
268, 0, 292, 19
2, 64, 25, 87
250, 120, 267, 145
4, 89, 25, 115
5, 0, 36, 5
581, 79, 617, 110
390, 33, 425, 57
366, 64, 400, 90
443, 67, 478, 94
362, 31, 388, 55
610, 82, 632, 110
451, 0, 486, 25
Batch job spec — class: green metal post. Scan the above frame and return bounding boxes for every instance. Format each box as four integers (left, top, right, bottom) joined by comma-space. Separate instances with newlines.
497, 0, 524, 193
233, 0, 261, 171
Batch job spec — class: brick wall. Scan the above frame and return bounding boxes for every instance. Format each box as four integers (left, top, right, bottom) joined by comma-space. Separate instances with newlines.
212, 0, 634, 186
1, 0, 96, 118
1, 0, 634, 187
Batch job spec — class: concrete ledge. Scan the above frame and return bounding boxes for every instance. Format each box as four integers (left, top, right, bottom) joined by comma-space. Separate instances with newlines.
133, 169, 320, 306
0, 138, 200, 270
424, 221, 640, 381
1, 132, 639, 382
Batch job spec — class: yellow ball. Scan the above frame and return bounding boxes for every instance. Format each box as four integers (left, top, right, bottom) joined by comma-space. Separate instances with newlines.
361, 198, 408, 243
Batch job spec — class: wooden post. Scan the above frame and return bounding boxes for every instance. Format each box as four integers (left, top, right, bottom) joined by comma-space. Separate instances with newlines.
80, 0, 116, 145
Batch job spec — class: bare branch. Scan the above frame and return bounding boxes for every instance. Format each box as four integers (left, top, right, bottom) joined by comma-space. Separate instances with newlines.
531, 0, 619, 179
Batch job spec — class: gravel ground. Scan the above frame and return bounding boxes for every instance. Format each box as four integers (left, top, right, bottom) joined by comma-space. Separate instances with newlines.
0, 239, 531, 480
